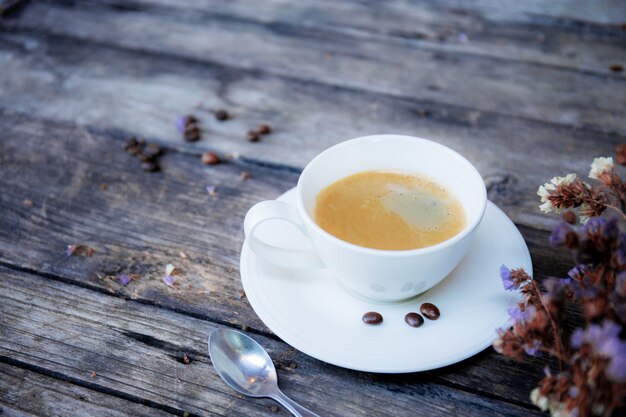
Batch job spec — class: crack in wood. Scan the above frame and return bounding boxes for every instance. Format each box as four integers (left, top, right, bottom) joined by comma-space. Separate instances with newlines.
0, 355, 203, 417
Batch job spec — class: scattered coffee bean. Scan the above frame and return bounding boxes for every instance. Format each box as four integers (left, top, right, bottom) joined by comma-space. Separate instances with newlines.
610, 64, 624, 73
404, 312, 424, 328
177, 115, 201, 141
420, 303, 440, 320
184, 126, 201, 142
143, 143, 162, 158
141, 161, 159, 172
127, 145, 143, 156
362, 311, 383, 325
258, 124, 272, 134
201, 151, 221, 165
214, 109, 229, 121
137, 153, 155, 163
122, 137, 138, 151
247, 130, 260, 142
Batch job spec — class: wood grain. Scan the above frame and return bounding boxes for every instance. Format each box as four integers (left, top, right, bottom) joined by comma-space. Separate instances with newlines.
0, 363, 176, 417
0, 31, 623, 233
3, 0, 625, 134
87, 0, 626, 72
0, 110, 571, 407
0, 266, 544, 417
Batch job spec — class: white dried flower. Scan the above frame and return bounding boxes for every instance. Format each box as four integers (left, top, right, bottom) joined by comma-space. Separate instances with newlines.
551, 173, 577, 187
530, 388, 549, 412
165, 263, 176, 276
589, 157, 613, 180
537, 174, 577, 213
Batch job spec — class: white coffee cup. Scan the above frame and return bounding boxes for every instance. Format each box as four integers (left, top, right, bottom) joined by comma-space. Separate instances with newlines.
244, 135, 487, 302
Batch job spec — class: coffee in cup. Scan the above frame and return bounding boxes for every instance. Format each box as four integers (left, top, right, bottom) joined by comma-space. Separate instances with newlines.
314, 170, 465, 250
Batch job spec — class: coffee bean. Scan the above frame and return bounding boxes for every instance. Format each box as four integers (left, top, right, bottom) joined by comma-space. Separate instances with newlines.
201, 152, 221, 165
215, 109, 229, 121
143, 143, 162, 158
126, 145, 143, 156
247, 130, 260, 142
258, 124, 272, 134
141, 161, 159, 172
184, 126, 200, 142
420, 303, 440, 320
122, 137, 138, 150
609, 64, 624, 73
362, 311, 383, 325
404, 312, 424, 327
137, 153, 155, 163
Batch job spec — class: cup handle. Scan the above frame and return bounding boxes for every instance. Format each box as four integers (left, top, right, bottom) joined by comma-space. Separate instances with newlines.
244, 201, 325, 269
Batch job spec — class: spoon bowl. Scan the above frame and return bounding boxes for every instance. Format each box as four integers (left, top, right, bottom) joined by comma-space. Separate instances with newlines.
208, 328, 277, 397
208, 328, 321, 417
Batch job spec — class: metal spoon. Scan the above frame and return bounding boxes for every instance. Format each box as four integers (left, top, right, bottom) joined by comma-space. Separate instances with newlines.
208, 328, 321, 417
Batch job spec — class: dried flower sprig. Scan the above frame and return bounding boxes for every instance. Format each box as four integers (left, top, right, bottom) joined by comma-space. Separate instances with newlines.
495, 150, 626, 416
537, 157, 626, 224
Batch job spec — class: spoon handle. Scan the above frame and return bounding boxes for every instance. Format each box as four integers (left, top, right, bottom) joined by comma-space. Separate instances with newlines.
271, 390, 321, 417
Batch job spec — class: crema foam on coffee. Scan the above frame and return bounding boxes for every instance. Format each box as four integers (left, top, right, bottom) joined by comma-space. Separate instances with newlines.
314, 170, 465, 250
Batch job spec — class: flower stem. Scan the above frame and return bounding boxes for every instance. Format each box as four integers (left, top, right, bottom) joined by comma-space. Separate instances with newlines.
531, 280, 565, 371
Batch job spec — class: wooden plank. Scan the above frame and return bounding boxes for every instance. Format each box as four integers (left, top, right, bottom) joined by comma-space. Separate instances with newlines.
424, 0, 626, 24
0, 32, 623, 233
86, 0, 626, 74
0, 266, 544, 416
0, 110, 572, 407
0, 362, 175, 417
3, 1, 625, 134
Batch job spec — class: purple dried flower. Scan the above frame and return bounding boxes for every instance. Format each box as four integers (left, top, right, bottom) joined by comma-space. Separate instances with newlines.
176, 116, 187, 133
66, 244, 77, 256
571, 328, 584, 349
568, 386, 579, 398
119, 275, 131, 286
616, 272, 626, 297
500, 265, 515, 290
568, 265, 588, 280
163, 275, 175, 286
572, 321, 626, 381
583, 216, 607, 235
507, 305, 536, 323
206, 185, 218, 197
543, 277, 570, 301
549, 221, 574, 247
524, 340, 542, 357
617, 234, 626, 265
607, 351, 626, 382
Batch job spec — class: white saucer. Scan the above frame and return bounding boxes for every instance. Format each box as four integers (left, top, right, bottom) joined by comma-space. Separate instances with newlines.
240, 188, 532, 373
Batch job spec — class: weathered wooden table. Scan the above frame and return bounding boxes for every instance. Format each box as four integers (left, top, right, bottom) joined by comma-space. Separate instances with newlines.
1, 1, 625, 416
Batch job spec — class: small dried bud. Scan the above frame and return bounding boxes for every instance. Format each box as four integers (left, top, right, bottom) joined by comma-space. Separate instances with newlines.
616, 144, 626, 165
214, 109, 229, 121
609, 64, 624, 73
201, 152, 221, 165
247, 130, 260, 142
562, 211, 577, 225
257, 124, 272, 134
